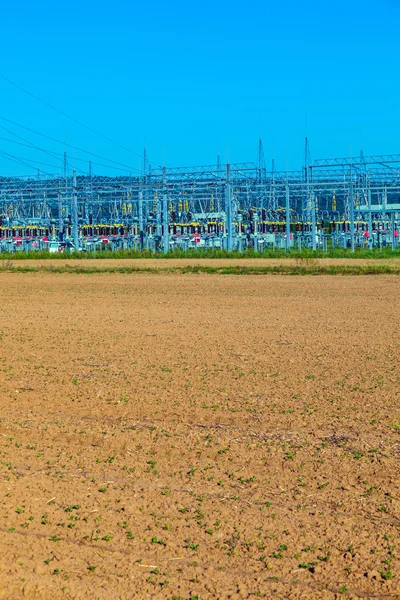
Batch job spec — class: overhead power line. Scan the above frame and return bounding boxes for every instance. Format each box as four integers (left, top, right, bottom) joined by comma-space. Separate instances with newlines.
0, 149, 52, 175
0, 123, 88, 176
0, 148, 78, 174
0, 74, 146, 163
0, 116, 142, 173
0, 135, 133, 173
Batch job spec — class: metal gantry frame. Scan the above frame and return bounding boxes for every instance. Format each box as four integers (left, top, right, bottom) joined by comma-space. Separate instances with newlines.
1, 145, 400, 252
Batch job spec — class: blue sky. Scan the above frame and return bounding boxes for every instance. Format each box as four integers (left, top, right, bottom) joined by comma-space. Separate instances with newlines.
0, 0, 399, 175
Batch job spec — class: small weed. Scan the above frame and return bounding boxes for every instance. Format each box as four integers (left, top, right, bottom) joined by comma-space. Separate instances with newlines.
151, 536, 166, 546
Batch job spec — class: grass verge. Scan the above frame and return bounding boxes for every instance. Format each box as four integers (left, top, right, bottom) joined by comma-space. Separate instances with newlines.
1, 262, 400, 276
1, 247, 400, 260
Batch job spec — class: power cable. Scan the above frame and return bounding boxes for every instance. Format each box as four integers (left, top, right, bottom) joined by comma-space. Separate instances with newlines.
0, 135, 134, 173
0, 150, 74, 173
0, 149, 53, 175
0, 74, 147, 163
0, 116, 143, 173
0, 124, 88, 176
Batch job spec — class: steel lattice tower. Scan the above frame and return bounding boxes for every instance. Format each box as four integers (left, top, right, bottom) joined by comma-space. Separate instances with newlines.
303, 137, 312, 222
257, 139, 267, 184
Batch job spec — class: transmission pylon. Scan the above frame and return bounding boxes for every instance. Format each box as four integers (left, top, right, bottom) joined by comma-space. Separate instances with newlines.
303, 137, 312, 222
358, 149, 368, 198
257, 138, 267, 184
143, 147, 152, 176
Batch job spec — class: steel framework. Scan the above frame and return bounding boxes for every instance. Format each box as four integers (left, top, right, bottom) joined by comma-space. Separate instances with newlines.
1, 142, 400, 252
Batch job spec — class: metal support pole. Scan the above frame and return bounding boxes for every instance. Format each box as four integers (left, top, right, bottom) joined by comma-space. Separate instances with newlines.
285, 185, 290, 252
311, 193, 316, 251
156, 198, 162, 236
237, 215, 242, 253
72, 170, 79, 251
138, 190, 144, 251
350, 181, 355, 253
226, 164, 233, 252
391, 212, 395, 251
162, 167, 169, 254
58, 192, 63, 241
368, 188, 373, 249
156, 173, 163, 242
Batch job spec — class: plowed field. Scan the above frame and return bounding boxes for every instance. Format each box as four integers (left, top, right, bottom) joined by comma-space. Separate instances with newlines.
0, 273, 399, 599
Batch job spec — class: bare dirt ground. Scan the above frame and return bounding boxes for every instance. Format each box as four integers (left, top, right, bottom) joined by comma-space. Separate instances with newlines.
0, 273, 399, 599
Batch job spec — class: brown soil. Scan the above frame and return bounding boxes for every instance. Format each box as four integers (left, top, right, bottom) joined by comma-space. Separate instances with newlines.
0, 273, 399, 599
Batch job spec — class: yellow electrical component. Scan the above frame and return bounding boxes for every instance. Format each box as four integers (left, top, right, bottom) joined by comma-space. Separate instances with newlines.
184, 200, 189, 212
210, 194, 214, 211
332, 193, 336, 211
122, 202, 127, 214
127, 203, 132, 214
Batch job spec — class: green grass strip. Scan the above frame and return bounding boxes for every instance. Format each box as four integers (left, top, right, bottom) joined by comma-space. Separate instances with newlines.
1, 263, 400, 276
1, 247, 400, 261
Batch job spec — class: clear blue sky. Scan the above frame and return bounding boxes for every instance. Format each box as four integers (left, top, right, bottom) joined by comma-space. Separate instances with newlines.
0, 0, 399, 176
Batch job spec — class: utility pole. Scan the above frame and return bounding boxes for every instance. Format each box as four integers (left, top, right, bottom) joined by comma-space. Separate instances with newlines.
58, 186, 63, 241
392, 211, 396, 251
350, 178, 355, 253
303, 137, 312, 223
163, 167, 169, 254
368, 187, 373, 250
72, 170, 79, 251
143, 146, 149, 223
138, 190, 144, 251
285, 185, 290, 252
311, 192, 317, 251
226, 164, 233, 251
